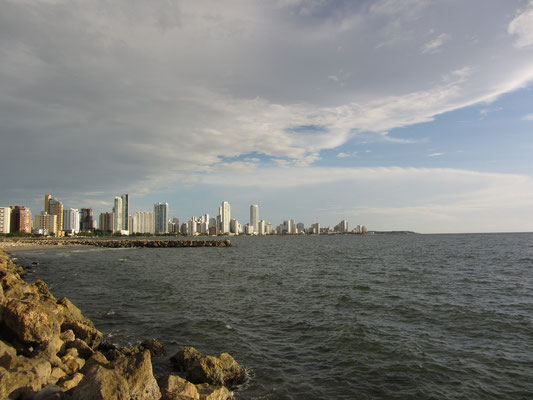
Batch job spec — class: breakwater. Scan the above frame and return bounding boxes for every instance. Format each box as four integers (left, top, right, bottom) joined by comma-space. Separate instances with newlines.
0, 237, 231, 250
0, 249, 243, 399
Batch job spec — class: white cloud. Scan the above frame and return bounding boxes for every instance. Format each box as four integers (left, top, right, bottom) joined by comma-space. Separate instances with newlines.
522, 113, 533, 120
428, 152, 443, 157
1, 1, 533, 233
508, 1, 533, 48
421, 33, 451, 54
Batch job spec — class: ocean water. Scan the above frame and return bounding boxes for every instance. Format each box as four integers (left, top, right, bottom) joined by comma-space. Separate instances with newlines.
11, 233, 533, 399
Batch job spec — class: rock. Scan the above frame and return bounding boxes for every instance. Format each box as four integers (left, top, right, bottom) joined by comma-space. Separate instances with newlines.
57, 297, 95, 328
0, 339, 18, 369
80, 351, 110, 374
60, 329, 75, 343
62, 320, 103, 350
61, 348, 85, 375
113, 350, 161, 400
58, 371, 84, 391
34, 280, 57, 303
70, 364, 130, 400
2, 298, 62, 345
158, 375, 199, 400
1, 356, 53, 398
66, 338, 95, 359
140, 338, 166, 357
196, 383, 231, 400
48, 366, 67, 385
33, 385, 65, 400
171, 346, 203, 372
187, 353, 245, 388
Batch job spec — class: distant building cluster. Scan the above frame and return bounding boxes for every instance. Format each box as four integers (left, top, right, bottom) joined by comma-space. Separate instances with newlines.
0, 193, 368, 236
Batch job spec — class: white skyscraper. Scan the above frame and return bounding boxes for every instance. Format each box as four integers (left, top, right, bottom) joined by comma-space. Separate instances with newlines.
63, 208, 80, 234
134, 211, 155, 234
221, 201, 231, 234
112, 194, 129, 232
154, 202, 169, 234
250, 204, 259, 234
113, 196, 123, 233
0, 207, 11, 234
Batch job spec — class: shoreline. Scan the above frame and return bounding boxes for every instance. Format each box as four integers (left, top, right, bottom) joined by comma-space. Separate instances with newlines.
0, 248, 243, 399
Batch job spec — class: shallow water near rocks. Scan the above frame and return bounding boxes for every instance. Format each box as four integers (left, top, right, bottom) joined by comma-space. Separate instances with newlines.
12, 233, 533, 399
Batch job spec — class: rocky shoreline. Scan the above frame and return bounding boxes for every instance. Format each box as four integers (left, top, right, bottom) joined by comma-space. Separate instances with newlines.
0, 249, 245, 399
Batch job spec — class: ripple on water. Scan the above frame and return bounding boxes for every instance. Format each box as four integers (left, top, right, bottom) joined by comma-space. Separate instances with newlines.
10, 233, 533, 399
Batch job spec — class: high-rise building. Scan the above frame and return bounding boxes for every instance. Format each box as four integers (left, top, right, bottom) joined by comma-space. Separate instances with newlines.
258, 220, 266, 235
63, 208, 80, 234
121, 194, 129, 230
134, 211, 155, 234
99, 212, 114, 232
48, 197, 63, 234
112, 194, 129, 232
34, 212, 57, 235
154, 202, 169, 234
335, 220, 348, 233
230, 218, 240, 234
10, 206, 32, 233
113, 197, 123, 232
80, 208, 94, 232
44, 194, 51, 214
311, 223, 320, 234
221, 201, 230, 234
250, 204, 259, 234
0, 207, 11, 234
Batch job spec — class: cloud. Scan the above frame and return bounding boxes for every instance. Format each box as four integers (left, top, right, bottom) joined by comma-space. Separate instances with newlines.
184, 165, 533, 232
508, 1, 533, 48
428, 153, 443, 157
421, 33, 451, 54
1, 0, 533, 229
523, 113, 533, 120
336, 152, 357, 158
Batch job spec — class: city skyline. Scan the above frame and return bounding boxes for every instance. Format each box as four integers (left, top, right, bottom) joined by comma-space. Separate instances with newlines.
0, 192, 368, 236
1, 1, 533, 233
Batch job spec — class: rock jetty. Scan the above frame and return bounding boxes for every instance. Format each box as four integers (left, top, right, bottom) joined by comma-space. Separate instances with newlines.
0, 238, 231, 250
0, 249, 244, 399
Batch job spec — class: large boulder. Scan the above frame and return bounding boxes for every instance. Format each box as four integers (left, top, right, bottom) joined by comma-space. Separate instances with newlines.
171, 346, 203, 372
57, 298, 95, 328
173, 347, 245, 388
158, 375, 200, 400
196, 383, 231, 400
2, 298, 62, 345
0, 355, 52, 399
69, 364, 130, 400
113, 350, 161, 400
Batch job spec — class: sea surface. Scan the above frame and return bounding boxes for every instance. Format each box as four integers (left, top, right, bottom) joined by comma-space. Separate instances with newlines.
10, 233, 533, 399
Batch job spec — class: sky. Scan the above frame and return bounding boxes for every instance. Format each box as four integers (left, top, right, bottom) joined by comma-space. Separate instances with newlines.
1, 0, 533, 233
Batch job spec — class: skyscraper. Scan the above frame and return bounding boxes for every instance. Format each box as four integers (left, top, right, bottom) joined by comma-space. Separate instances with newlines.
112, 194, 129, 232
44, 194, 51, 214
63, 208, 80, 234
221, 201, 231, 234
80, 208, 94, 232
113, 197, 123, 232
121, 194, 129, 230
154, 202, 169, 234
0, 207, 11, 234
10, 206, 32, 233
48, 198, 63, 234
250, 204, 259, 234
